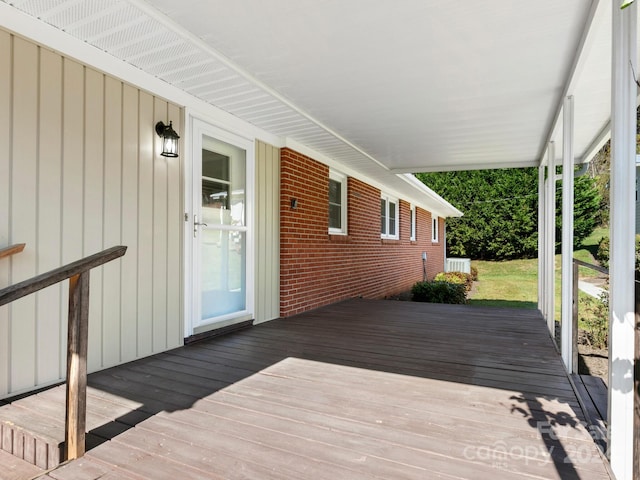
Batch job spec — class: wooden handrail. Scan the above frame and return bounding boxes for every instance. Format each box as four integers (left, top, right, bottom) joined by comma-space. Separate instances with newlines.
573, 258, 609, 275
0, 243, 25, 260
0, 245, 127, 460
0, 246, 126, 306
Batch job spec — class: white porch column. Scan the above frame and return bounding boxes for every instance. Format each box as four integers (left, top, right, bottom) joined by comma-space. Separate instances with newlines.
538, 165, 546, 315
561, 96, 575, 372
609, 1, 636, 478
545, 143, 556, 336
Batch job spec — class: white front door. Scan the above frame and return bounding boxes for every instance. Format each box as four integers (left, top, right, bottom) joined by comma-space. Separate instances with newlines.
188, 119, 254, 336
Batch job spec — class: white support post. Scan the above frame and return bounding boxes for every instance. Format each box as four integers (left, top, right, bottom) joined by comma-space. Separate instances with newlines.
538, 165, 546, 316
561, 96, 575, 372
545, 143, 556, 336
609, 2, 636, 478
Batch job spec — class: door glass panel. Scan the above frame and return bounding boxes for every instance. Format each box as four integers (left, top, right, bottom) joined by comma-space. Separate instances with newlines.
201, 230, 246, 319
200, 134, 247, 322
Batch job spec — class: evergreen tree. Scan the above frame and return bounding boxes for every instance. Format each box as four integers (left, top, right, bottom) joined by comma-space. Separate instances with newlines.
417, 167, 601, 260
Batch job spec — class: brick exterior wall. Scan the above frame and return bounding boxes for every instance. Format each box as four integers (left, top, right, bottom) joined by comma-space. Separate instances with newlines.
280, 148, 445, 317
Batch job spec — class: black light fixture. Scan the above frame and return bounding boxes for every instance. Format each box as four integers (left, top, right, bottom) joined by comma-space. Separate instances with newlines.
155, 121, 180, 157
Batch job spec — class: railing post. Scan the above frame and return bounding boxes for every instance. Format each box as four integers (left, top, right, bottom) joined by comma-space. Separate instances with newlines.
64, 271, 90, 460
572, 260, 579, 374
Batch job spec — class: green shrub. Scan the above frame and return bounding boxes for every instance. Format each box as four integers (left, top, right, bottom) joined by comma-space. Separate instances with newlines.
579, 292, 609, 349
597, 236, 609, 268
411, 281, 466, 304
434, 271, 473, 292
597, 235, 640, 273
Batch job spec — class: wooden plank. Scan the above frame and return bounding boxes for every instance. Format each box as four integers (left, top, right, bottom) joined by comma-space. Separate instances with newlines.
65, 272, 90, 460
0, 448, 43, 480
87, 440, 222, 480
189, 390, 606, 479
581, 375, 609, 422
0, 244, 25, 260
113, 422, 302, 480
1, 299, 614, 480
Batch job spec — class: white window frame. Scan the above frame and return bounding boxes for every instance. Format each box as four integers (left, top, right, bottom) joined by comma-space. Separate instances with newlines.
410, 205, 416, 241
432, 215, 439, 242
381, 194, 399, 240
328, 170, 347, 235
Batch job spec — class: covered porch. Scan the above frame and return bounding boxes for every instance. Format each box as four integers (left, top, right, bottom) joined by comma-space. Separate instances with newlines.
2, 299, 611, 479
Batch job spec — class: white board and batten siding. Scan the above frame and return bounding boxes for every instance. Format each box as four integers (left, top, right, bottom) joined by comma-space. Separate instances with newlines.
0, 31, 184, 398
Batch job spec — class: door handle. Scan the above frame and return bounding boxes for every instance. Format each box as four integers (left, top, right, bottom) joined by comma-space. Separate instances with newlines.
193, 215, 208, 237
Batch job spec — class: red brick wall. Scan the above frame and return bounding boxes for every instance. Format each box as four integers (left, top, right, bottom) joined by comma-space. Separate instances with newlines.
280, 148, 445, 316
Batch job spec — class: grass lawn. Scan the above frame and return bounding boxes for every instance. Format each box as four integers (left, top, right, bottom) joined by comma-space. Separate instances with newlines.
467, 259, 538, 309
468, 226, 609, 313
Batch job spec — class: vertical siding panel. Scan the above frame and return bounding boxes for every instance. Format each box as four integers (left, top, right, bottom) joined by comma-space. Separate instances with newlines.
120, 85, 139, 362
102, 76, 122, 366
152, 98, 168, 352
254, 141, 279, 323
10, 37, 38, 391
0, 31, 11, 396
256, 141, 266, 322
61, 58, 85, 376
270, 144, 280, 319
166, 103, 182, 348
84, 69, 104, 371
137, 92, 154, 357
36, 49, 63, 384
0, 30, 186, 397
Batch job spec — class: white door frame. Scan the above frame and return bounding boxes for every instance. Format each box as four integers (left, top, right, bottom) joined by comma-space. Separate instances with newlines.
183, 113, 255, 338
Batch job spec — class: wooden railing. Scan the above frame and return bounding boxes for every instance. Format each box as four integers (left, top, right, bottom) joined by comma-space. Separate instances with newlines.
0, 246, 127, 460
0, 243, 25, 260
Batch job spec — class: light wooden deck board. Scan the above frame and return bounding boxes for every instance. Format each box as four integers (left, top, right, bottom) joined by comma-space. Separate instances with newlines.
0, 299, 612, 479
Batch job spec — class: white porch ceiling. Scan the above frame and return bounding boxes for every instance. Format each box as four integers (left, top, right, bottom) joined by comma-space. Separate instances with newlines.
1, 0, 632, 175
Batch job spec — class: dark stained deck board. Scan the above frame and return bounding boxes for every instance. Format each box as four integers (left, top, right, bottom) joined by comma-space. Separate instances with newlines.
581, 375, 609, 422
0, 299, 612, 479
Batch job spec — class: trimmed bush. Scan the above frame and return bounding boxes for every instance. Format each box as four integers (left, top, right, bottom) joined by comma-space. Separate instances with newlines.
597, 236, 609, 268
470, 265, 479, 281
579, 292, 609, 349
434, 271, 473, 292
597, 235, 640, 273
411, 281, 466, 304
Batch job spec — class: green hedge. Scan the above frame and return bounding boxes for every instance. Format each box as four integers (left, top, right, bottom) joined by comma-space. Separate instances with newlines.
434, 271, 473, 292
411, 281, 466, 304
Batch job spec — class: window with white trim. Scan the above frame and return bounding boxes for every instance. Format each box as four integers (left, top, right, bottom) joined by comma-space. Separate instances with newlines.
432, 216, 439, 242
329, 170, 347, 234
381, 194, 399, 239
410, 205, 416, 241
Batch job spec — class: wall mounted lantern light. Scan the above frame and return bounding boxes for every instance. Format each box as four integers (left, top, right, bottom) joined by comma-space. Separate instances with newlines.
155, 121, 180, 157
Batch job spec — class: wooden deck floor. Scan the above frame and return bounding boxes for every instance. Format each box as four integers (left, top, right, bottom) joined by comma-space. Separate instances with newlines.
3, 299, 612, 479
